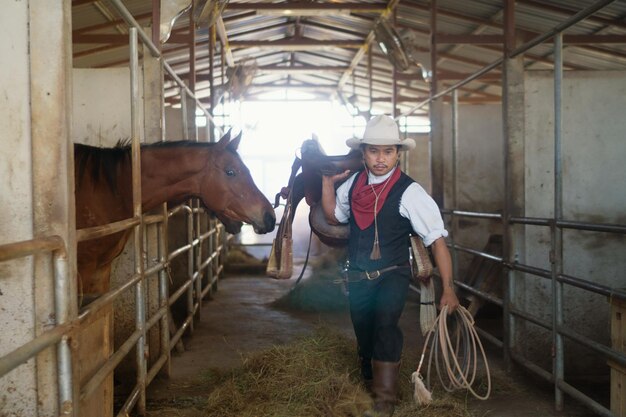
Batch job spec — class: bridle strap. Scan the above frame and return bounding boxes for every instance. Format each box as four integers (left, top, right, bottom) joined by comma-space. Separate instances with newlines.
274, 155, 302, 208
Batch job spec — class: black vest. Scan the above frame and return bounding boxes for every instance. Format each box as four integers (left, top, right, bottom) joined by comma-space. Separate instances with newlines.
348, 171, 414, 271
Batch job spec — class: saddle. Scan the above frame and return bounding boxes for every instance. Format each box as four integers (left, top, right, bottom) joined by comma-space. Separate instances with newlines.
267, 138, 362, 279
289, 139, 362, 245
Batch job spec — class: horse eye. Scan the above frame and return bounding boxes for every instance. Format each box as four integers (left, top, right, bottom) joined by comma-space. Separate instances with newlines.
226, 169, 236, 177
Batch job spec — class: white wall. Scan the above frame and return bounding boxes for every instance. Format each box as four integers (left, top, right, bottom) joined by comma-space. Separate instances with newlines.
521, 70, 626, 376
0, 2, 37, 416
73, 68, 136, 145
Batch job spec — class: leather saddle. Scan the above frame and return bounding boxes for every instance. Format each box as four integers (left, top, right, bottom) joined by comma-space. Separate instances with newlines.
275, 138, 363, 247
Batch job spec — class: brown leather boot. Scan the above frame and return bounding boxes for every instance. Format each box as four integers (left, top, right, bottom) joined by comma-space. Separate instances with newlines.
364, 360, 400, 417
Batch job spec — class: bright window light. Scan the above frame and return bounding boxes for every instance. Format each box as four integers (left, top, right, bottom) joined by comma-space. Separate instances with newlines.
196, 108, 207, 127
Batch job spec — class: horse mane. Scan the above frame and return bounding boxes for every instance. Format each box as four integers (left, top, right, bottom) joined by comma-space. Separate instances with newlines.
74, 140, 234, 193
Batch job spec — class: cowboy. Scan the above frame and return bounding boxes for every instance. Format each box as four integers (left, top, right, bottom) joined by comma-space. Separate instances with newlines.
320, 115, 459, 417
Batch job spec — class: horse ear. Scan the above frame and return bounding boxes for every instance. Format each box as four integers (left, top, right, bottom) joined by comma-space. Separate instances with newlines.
227, 131, 242, 152
216, 129, 232, 149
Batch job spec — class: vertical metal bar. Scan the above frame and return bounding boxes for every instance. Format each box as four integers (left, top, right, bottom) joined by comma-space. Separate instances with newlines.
207, 218, 214, 292
129, 27, 147, 416
54, 249, 74, 416
151, 0, 160, 47
552, 32, 565, 411
157, 218, 171, 377
368, 46, 373, 115
209, 24, 216, 142
195, 210, 202, 312
429, 0, 444, 206
450, 90, 459, 281
158, 72, 171, 378
181, 88, 189, 140
502, 0, 517, 372
391, 9, 398, 119
194, 135, 203, 315
429, 0, 438, 93
186, 206, 195, 334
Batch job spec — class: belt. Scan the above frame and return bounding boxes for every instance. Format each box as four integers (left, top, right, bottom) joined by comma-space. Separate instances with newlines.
343, 263, 410, 282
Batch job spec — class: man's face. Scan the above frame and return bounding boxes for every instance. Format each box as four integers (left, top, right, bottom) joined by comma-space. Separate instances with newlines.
362, 144, 400, 176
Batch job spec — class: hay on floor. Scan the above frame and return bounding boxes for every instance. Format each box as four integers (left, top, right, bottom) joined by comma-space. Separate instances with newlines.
272, 249, 349, 312
201, 326, 482, 417
224, 247, 267, 275
203, 326, 371, 417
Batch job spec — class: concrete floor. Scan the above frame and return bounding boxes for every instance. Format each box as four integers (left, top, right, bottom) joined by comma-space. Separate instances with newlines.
144, 269, 594, 417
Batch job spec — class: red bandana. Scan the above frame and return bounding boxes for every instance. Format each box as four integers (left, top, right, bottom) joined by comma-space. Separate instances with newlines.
351, 168, 401, 230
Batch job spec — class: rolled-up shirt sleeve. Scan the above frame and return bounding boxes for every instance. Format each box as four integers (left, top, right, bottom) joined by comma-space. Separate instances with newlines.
333, 173, 358, 224
399, 182, 448, 246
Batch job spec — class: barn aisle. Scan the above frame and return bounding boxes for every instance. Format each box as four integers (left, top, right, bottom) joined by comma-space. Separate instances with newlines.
144, 269, 590, 417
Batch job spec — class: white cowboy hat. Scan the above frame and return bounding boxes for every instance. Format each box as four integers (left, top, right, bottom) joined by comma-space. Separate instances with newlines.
346, 115, 416, 151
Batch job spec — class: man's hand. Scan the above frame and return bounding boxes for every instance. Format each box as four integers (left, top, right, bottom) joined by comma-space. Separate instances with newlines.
324, 169, 352, 184
321, 169, 352, 225
439, 286, 460, 313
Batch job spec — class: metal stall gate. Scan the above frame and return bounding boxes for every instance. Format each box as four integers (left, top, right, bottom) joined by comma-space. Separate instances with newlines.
0, 1, 229, 416
393, 1, 626, 416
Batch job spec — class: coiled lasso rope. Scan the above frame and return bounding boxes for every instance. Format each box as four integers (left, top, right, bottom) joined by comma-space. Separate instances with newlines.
411, 305, 491, 405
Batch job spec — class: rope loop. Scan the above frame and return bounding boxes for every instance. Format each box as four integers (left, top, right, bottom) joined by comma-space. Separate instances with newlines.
416, 305, 491, 401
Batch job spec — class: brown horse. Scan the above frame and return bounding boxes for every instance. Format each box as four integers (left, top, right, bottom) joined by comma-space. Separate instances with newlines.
75, 131, 275, 298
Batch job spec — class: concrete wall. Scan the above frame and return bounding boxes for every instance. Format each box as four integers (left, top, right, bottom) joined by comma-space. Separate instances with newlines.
1, 2, 73, 416
164, 106, 207, 140
521, 70, 626, 377
405, 133, 431, 193
441, 104, 504, 280
0, 3, 37, 415
165, 107, 185, 140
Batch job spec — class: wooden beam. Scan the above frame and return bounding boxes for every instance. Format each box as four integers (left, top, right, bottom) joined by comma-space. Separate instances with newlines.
229, 39, 363, 49
258, 64, 349, 73
72, 12, 152, 35
72, 33, 127, 44
393, 70, 503, 81
435, 34, 504, 44
226, 3, 386, 13
561, 34, 626, 45
167, 33, 192, 44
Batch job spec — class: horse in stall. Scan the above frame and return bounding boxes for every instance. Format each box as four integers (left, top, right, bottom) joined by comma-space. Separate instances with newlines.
267, 138, 362, 278
75, 130, 275, 301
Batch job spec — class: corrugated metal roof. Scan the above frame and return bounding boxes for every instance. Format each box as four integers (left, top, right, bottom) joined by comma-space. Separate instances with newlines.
72, 0, 626, 119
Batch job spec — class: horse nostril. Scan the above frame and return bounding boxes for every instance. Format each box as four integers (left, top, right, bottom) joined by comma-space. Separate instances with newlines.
264, 211, 276, 233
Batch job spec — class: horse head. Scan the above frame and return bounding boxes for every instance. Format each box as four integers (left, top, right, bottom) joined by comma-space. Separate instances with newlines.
201, 131, 276, 234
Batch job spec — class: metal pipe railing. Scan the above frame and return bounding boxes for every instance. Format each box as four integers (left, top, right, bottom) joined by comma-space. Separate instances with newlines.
0, 237, 75, 415
427, 3, 624, 416
2, 3, 232, 417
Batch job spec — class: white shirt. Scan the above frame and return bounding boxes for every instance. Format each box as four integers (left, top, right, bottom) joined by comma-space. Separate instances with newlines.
334, 167, 448, 247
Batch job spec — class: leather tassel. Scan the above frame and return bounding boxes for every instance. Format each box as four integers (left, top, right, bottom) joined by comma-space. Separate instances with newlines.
370, 240, 381, 260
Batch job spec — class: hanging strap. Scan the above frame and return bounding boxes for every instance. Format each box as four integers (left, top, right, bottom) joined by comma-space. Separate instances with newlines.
274, 155, 302, 208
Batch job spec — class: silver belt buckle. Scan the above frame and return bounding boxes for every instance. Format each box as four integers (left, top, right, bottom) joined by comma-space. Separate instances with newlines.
365, 270, 380, 280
